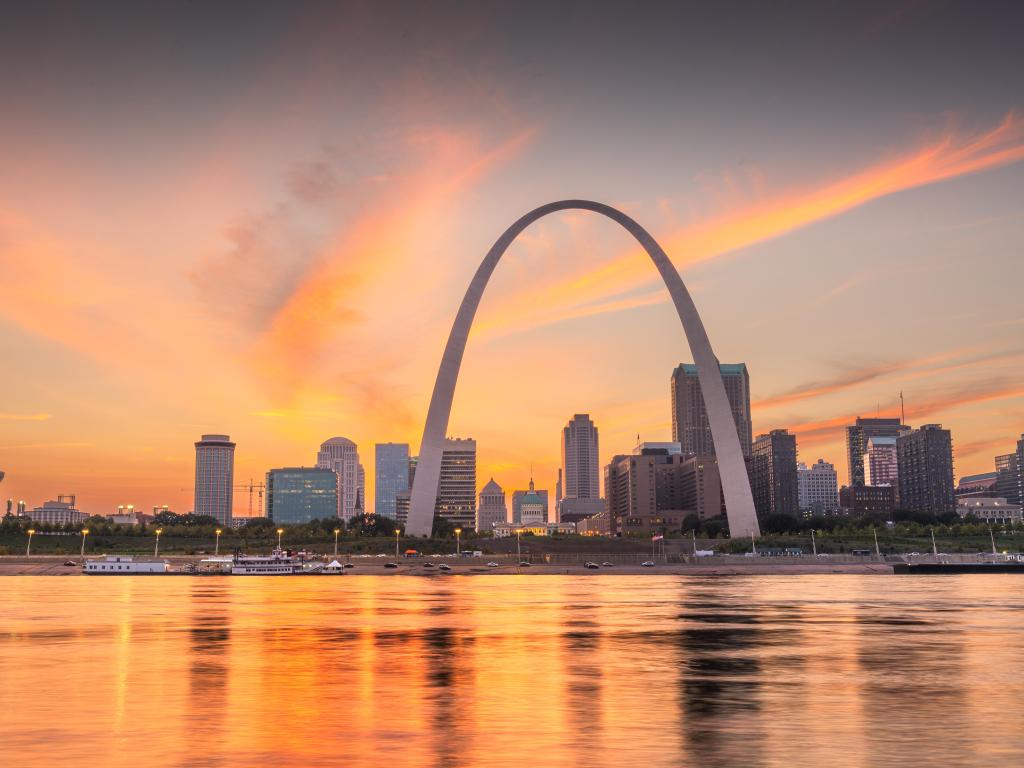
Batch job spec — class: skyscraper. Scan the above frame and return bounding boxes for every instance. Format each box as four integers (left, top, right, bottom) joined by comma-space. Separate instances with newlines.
477, 478, 507, 531
374, 443, 410, 519
562, 414, 600, 500
994, 437, 1024, 506
750, 430, 799, 518
436, 437, 476, 531
864, 436, 899, 488
671, 363, 752, 458
797, 459, 839, 515
266, 467, 338, 524
316, 437, 365, 521
845, 417, 910, 487
194, 434, 235, 526
897, 424, 955, 515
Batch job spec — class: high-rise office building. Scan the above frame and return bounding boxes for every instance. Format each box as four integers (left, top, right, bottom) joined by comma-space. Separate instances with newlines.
671, 363, 752, 458
194, 434, 235, 526
797, 459, 839, 515
897, 424, 955, 514
845, 417, 910, 487
562, 414, 600, 500
266, 467, 338, 525
994, 437, 1024, 505
436, 437, 477, 531
374, 443, 410, 518
602, 444, 700, 536
477, 478, 507, 531
864, 436, 899, 488
750, 430, 799, 518
316, 437, 365, 521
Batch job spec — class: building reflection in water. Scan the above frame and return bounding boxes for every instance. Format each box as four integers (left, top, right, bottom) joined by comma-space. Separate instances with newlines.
5, 575, 1024, 767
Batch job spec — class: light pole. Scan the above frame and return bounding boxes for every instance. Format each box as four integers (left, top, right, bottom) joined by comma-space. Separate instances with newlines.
990, 526, 998, 556
516, 528, 521, 562
930, 526, 938, 556
26, 528, 35, 557
80, 528, 89, 558
215, 528, 222, 556
873, 527, 880, 558
277, 528, 284, 551
810, 528, 817, 557
455, 527, 461, 557
154, 528, 163, 557
394, 528, 400, 561
334, 527, 340, 558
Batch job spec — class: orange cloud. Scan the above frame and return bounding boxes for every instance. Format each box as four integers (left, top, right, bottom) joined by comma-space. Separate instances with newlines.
753, 346, 1024, 411
475, 113, 1024, 338
790, 381, 1024, 447
0, 413, 51, 421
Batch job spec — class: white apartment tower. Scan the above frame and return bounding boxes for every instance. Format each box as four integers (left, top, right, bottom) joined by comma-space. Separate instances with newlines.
797, 459, 839, 515
316, 437, 365, 521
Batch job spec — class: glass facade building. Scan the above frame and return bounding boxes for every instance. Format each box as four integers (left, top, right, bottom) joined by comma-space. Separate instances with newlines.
374, 443, 410, 518
266, 467, 339, 524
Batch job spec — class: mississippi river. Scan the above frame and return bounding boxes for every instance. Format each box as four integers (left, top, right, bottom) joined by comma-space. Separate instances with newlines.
2, 575, 1023, 767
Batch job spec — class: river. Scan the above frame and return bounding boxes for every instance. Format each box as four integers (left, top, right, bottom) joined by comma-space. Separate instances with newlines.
2, 574, 1022, 766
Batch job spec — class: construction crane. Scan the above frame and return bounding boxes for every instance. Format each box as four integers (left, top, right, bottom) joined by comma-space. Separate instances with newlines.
233, 480, 266, 517
179, 480, 266, 517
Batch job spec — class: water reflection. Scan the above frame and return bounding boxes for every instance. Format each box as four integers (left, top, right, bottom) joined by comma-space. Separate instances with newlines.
2, 575, 1024, 767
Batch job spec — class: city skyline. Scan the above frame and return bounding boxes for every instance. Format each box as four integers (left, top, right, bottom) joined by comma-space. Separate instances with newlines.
3, 3, 1024, 514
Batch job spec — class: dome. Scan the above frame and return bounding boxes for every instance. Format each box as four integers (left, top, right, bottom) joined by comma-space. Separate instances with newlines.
321, 436, 356, 447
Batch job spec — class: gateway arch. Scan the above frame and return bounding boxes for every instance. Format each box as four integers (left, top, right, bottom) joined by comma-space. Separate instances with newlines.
405, 200, 760, 539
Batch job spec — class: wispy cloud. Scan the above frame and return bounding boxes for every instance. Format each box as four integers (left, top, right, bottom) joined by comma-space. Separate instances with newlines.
790, 380, 1024, 447
0, 442, 92, 450
476, 113, 1024, 337
0, 412, 51, 421
753, 346, 1024, 411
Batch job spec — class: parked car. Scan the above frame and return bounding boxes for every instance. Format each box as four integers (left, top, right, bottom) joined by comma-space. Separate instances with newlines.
584, 562, 600, 569
64, 560, 78, 567
601, 562, 614, 567
438, 564, 452, 571
423, 562, 435, 568
487, 562, 500, 568
519, 561, 531, 567
384, 562, 399, 569
641, 561, 656, 567
343, 563, 355, 569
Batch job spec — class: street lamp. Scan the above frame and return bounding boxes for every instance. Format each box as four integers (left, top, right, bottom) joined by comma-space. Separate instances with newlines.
215, 528, 222, 556
154, 528, 163, 557
454, 527, 462, 557
276, 528, 284, 550
333, 527, 340, 557
515, 528, 522, 562
80, 528, 90, 558
26, 528, 35, 557
395, 528, 401, 561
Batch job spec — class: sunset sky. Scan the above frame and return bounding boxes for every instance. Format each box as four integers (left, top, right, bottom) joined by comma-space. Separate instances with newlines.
2, 1, 1023, 515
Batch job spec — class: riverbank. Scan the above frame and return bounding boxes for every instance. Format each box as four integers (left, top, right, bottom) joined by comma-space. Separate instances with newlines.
0, 555, 896, 576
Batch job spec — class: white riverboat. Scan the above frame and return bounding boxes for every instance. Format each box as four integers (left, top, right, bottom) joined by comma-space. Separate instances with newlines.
231, 549, 304, 575
84, 555, 169, 574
